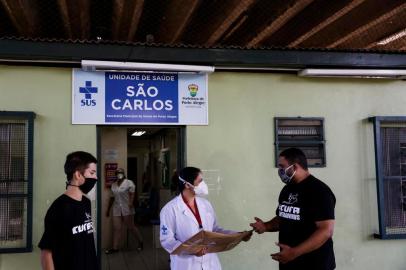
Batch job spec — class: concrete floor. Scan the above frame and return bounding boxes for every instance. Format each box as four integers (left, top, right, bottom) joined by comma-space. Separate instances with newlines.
102, 225, 170, 270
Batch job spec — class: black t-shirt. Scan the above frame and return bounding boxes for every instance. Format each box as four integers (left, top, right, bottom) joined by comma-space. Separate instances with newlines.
38, 194, 97, 270
276, 175, 336, 270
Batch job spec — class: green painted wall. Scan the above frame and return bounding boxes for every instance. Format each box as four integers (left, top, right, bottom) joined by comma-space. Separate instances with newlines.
187, 72, 406, 270
0, 66, 96, 270
1, 66, 406, 269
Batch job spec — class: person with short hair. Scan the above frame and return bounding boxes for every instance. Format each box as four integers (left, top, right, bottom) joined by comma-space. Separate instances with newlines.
39, 151, 98, 270
160, 166, 251, 270
250, 147, 336, 270
105, 168, 143, 254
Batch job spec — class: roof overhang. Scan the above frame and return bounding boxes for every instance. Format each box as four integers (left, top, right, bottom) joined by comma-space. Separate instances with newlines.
2, 39, 406, 73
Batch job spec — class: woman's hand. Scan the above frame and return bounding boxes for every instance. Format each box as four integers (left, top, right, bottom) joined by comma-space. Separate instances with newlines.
241, 230, 253, 242
194, 247, 208, 257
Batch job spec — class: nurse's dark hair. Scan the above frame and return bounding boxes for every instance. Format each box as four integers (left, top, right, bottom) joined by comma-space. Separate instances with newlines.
279, 147, 308, 170
64, 151, 97, 181
178, 167, 201, 192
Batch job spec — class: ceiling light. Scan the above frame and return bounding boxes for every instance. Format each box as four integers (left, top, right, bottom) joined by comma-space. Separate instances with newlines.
298, 69, 406, 79
131, 131, 146, 136
81, 60, 215, 74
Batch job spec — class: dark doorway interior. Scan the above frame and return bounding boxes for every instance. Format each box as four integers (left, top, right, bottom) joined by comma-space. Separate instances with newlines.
100, 126, 185, 270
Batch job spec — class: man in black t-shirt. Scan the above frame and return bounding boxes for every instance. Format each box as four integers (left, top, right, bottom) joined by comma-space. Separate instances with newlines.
39, 151, 98, 270
250, 148, 336, 270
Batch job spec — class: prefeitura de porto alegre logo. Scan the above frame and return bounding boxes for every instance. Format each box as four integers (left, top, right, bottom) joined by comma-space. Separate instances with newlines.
188, 84, 198, 97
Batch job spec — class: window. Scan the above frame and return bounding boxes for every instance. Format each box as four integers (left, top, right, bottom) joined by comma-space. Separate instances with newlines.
370, 116, 406, 239
274, 117, 326, 167
0, 112, 35, 252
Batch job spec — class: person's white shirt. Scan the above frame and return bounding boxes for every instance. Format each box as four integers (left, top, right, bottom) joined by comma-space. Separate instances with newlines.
160, 194, 235, 270
110, 179, 135, 216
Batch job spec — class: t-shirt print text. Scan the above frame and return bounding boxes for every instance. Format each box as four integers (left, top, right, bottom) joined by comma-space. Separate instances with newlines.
72, 212, 94, 235
279, 193, 301, 221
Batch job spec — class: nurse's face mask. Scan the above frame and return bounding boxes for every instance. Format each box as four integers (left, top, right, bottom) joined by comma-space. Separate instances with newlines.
179, 176, 209, 196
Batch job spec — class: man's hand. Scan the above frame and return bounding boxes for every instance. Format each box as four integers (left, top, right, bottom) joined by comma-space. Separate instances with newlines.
249, 217, 267, 234
271, 242, 298, 264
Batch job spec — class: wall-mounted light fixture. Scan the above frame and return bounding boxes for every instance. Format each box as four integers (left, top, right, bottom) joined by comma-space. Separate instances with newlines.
298, 69, 406, 79
81, 60, 215, 74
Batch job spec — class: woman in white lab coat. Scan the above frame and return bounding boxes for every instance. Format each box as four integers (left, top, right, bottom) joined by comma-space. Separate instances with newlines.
160, 167, 250, 270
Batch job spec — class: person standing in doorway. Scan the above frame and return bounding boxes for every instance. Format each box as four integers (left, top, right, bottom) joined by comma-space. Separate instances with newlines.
39, 151, 98, 270
250, 148, 336, 270
105, 168, 144, 254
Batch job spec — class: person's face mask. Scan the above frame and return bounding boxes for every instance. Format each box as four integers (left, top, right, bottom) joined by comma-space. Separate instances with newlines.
80, 177, 97, 194
179, 176, 209, 196
278, 164, 296, 184
194, 180, 209, 196
117, 173, 125, 180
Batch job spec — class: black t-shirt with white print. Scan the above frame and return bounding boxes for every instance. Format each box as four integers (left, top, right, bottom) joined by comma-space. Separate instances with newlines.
38, 194, 97, 270
276, 175, 336, 270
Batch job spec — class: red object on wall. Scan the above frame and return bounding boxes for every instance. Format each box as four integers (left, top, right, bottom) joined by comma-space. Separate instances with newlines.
105, 163, 118, 188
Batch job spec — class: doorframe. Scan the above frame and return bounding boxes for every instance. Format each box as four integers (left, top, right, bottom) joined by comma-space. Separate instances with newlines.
96, 125, 187, 269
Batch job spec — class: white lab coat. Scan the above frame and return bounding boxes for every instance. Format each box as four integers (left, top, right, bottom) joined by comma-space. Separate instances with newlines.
160, 194, 235, 270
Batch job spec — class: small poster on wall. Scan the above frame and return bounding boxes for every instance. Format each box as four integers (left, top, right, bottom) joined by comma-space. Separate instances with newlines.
105, 163, 118, 188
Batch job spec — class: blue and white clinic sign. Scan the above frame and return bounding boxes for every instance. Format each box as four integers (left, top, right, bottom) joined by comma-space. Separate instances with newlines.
72, 69, 208, 125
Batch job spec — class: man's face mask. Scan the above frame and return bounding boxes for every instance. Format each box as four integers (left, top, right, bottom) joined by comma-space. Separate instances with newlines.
79, 176, 97, 194
278, 164, 296, 184
117, 173, 125, 180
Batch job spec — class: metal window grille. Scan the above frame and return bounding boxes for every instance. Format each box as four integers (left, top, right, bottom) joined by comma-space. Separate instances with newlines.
274, 117, 326, 167
0, 112, 34, 252
370, 117, 406, 239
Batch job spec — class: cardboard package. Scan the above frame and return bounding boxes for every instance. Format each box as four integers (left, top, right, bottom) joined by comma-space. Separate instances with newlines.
171, 230, 251, 255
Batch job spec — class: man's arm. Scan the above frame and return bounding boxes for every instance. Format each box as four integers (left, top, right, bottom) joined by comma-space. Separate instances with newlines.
294, 219, 334, 255
40, 249, 54, 270
250, 216, 280, 233
271, 219, 335, 264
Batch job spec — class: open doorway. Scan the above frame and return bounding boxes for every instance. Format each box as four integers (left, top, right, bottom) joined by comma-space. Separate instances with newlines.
98, 126, 185, 270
